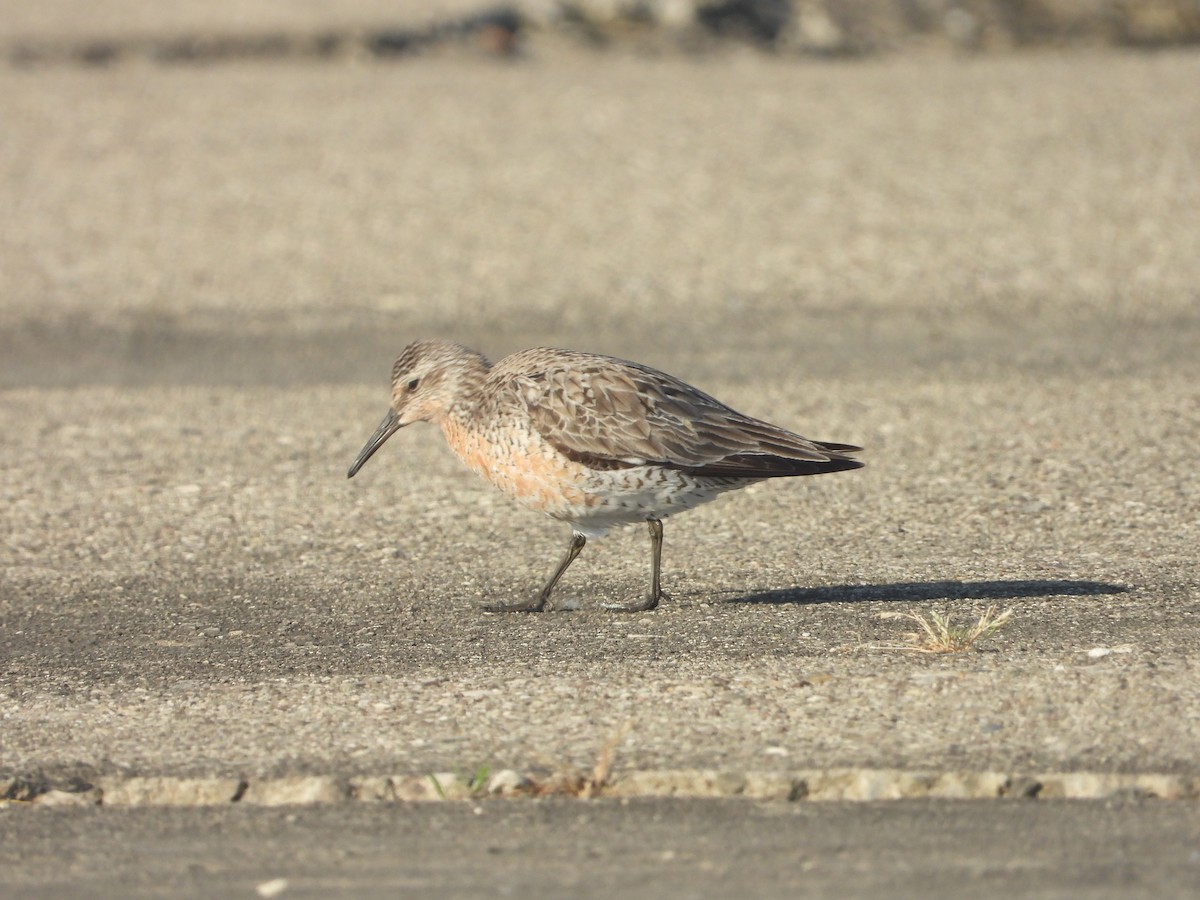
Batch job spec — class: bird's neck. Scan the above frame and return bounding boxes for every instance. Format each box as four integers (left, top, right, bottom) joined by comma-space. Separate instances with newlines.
439, 352, 491, 424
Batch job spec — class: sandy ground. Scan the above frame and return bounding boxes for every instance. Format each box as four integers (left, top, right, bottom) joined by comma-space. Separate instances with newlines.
1, 34, 1199, 898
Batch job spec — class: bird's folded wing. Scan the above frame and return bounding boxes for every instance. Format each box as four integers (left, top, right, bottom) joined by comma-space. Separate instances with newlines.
513, 357, 859, 475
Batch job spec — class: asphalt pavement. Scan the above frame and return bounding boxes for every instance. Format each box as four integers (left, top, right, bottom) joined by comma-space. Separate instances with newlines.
1, 16, 1199, 898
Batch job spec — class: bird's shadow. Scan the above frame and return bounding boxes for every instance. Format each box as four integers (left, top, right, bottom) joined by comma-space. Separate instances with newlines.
729, 579, 1130, 606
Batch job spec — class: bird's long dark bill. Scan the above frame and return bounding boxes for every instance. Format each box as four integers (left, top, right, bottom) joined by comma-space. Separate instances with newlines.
347, 409, 403, 478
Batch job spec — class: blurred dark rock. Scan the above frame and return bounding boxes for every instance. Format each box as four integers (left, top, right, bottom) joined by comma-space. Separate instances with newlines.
4, 0, 1198, 65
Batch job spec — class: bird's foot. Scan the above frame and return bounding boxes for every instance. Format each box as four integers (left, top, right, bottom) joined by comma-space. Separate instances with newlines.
602, 591, 667, 613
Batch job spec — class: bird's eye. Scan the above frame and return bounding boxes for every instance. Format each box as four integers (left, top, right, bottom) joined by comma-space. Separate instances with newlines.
406, 378, 420, 391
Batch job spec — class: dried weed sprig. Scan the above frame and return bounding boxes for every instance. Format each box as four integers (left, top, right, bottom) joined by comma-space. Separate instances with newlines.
880, 604, 1013, 653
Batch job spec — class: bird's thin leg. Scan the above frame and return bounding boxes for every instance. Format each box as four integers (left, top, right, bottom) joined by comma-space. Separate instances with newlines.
483, 532, 586, 613
604, 518, 667, 612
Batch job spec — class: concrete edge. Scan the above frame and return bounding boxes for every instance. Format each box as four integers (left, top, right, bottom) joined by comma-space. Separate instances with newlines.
4, 768, 1197, 808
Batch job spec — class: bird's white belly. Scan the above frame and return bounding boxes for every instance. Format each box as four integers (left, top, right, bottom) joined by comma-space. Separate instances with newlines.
562, 467, 744, 537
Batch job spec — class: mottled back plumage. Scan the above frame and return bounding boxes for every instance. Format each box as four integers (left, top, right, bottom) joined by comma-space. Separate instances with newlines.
498, 348, 861, 478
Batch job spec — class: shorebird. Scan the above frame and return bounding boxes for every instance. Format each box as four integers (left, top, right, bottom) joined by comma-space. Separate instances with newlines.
348, 340, 863, 612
